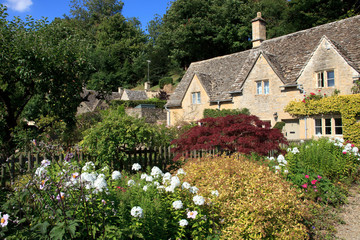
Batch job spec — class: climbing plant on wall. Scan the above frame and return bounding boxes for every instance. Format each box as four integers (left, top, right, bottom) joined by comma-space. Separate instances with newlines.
285, 94, 360, 144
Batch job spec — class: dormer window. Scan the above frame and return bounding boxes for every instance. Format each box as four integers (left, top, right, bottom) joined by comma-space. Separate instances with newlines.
192, 92, 201, 104
317, 70, 334, 88
256, 80, 269, 95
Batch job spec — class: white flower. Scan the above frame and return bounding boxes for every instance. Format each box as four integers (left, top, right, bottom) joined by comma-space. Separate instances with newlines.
182, 182, 191, 189
112, 171, 122, 180
291, 147, 299, 154
287, 148, 292, 152
146, 176, 153, 182
81, 172, 97, 183
141, 173, 148, 179
143, 185, 148, 191
94, 176, 107, 192
165, 185, 176, 193
153, 181, 160, 187
177, 168, 186, 176
170, 176, 181, 188
82, 162, 95, 172
127, 179, 135, 187
151, 166, 164, 178
284, 169, 289, 173
268, 157, 275, 161
179, 219, 188, 227
189, 186, 199, 194
41, 159, 51, 167
352, 147, 359, 153
0, 213, 9, 227
211, 190, 219, 197
274, 165, 280, 170
162, 172, 172, 184
35, 166, 47, 177
172, 200, 183, 210
132, 163, 141, 171
193, 195, 205, 205
130, 206, 143, 218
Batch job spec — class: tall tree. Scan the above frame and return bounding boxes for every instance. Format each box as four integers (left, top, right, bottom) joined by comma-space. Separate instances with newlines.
0, 5, 91, 161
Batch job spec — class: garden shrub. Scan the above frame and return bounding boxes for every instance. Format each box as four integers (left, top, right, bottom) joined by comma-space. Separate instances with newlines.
203, 108, 250, 118
159, 77, 173, 89
181, 154, 311, 240
171, 114, 287, 161
0, 159, 220, 239
283, 138, 360, 206
81, 106, 168, 169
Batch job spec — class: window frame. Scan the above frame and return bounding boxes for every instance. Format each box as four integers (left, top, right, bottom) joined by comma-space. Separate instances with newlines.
314, 116, 343, 137
191, 92, 201, 104
256, 80, 269, 95
316, 70, 335, 88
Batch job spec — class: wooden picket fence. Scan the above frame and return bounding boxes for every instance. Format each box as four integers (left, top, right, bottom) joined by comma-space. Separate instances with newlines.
1, 140, 304, 187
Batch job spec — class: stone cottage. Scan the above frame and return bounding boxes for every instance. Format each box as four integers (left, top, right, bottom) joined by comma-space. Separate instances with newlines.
165, 13, 360, 140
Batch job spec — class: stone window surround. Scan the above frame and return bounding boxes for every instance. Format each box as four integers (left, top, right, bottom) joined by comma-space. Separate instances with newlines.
316, 69, 335, 88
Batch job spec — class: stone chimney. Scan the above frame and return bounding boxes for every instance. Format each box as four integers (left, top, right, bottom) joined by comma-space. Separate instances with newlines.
251, 12, 266, 48
144, 82, 151, 91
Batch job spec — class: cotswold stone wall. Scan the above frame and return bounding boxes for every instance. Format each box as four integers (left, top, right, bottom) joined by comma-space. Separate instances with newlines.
125, 108, 167, 124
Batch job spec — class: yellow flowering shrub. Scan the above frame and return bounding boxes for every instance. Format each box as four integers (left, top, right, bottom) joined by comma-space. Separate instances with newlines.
182, 154, 310, 240
285, 94, 360, 145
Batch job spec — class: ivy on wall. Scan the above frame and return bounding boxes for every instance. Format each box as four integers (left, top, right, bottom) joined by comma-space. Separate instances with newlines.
285, 94, 360, 144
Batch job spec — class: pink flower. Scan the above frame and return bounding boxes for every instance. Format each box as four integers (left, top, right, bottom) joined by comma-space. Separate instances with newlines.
343, 150, 347, 154
317, 175, 322, 179
305, 175, 309, 179
1, 213, 9, 227
56, 192, 65, 201
187, 211, 198, 219
311, 180, 317, 185
302, 183, 308, 188
314, 189, 318, 192
310, 92, 315, 96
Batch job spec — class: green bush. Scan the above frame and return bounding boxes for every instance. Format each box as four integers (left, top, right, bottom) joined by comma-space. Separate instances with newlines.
203, 108, 250, 118
182, 154, 310, 240
273, 121, 285, 130
81, 107, 166, 168
285, 138, 360, 183
159, 77, 173, 89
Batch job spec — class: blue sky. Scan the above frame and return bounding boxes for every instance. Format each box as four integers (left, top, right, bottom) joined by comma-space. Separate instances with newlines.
0, 0, 171, 30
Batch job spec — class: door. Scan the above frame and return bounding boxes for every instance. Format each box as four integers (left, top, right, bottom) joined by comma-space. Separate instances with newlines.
282, 119, 300, 140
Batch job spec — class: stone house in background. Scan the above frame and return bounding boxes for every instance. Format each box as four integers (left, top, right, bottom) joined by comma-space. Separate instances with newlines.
77, 82, 166, 123
165, 13, 360, 140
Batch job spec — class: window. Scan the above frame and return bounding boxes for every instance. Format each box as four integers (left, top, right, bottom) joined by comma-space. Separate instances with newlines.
317, 70, 334, 88
192, 92, 201, 104
325, 118, 331, 135
264, 81, 269, 94
256, 82, 262, 94
314, 117, 343, 136
315, 119, 322, 135
335, 118, 342, 135
256, 80, 269, 95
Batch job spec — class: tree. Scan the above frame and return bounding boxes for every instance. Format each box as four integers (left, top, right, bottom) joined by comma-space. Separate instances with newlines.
0, 5, 91, 161
171, 114, 287, 161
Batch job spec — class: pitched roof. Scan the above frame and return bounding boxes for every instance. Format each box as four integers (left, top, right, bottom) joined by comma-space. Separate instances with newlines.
166, 15, 360, 107
123, 89, 148, 100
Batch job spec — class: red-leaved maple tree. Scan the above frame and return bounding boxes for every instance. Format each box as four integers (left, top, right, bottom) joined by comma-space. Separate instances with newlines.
171, 114, 288, 161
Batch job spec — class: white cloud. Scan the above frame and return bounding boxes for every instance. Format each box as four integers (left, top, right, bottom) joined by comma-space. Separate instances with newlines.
4, 0, 33, 12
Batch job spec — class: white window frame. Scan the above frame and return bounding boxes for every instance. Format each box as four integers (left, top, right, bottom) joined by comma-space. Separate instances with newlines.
314, 116, 342, 136
191, 92, 201, 104
316, 70, 335, 88
256, 80, 269, 95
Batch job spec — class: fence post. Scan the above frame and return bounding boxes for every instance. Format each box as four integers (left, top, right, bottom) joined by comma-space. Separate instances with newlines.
27, 152, 31, 172
1, 163, 5, 187
10, 156, 15, 184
